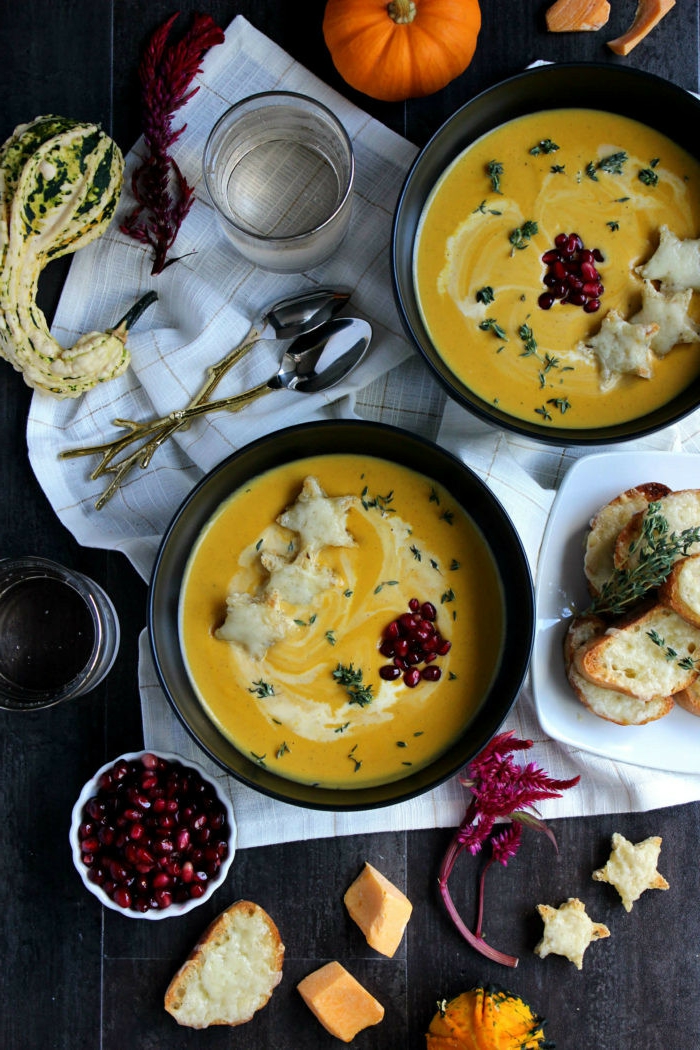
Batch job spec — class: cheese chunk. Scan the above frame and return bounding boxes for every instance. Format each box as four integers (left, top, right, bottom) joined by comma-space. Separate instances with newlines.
580, 309, 657, 390
297, 961, 384, 1043
344, 862, 413, 957
630, 280, 700, 356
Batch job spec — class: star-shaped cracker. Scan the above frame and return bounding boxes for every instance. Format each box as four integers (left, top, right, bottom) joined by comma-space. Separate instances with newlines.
215, 592, 294, 660
261, 548, 340, 606
636, 224, 700, 292
592, 832, 669, 913
277, 476, 358, 552
630, 281, 700, 357
581, 310, 658, 390
534, 897, 610, 970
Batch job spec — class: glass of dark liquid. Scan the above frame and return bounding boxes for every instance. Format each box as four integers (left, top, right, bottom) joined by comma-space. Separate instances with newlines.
0, 556, 120, 711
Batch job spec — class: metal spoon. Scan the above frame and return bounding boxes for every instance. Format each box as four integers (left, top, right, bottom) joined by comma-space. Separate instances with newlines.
153, 315, 372, 424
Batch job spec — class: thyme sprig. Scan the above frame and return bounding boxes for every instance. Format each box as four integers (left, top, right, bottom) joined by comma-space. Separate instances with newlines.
588, 502, 700, 616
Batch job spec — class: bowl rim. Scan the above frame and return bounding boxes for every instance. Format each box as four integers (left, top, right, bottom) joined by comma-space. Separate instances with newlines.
69, 749, 237, 920
148, 419, 534, 811
392, 61, 700, 446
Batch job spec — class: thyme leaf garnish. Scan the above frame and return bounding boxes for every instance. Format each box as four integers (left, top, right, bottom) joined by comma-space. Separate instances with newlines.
479, 317, 508, 340
588, 502, 700, 616
333, 663, 374, 707
472, 199, 502, 215
275, 741, 290, 759
249, 679, 275, 698
486, 160, 504, 194
476, 285, 495, 305
509, 220, 538, 251
597, 151, 628, 175
639, 165, 660, 187
530, 138, 559, 155
360, 487, 395, 515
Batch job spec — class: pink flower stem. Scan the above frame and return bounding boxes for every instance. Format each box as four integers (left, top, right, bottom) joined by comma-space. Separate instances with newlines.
438, 831, 519, 968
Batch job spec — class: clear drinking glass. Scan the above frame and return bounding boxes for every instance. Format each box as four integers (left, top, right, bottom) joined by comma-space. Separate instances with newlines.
203, 92, 354, 273
0, 556, 120, 710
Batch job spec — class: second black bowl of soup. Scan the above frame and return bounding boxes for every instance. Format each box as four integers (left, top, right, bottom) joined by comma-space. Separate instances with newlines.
393, 63, 700, 445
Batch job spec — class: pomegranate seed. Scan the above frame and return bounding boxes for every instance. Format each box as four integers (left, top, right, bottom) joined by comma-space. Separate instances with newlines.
584, 298, 601, 313
554, 232, 568, 248
568, 291, 587, 306
408, 597, 420, 612
189, 883, 206, 898
436, 638, 452, 656
580, 261, 599, 282
541, 248, 560, 264
141, 753, 159, 769
403, 668, 421, 688
538, 292, 554, 310
380, 665, 401, 680
566, 233, 583, 254
113, 887, 132, 909
393, 656, 408, 670
394, 638, 409, 658
422, 665, 442, 682
592, 247, 604, 261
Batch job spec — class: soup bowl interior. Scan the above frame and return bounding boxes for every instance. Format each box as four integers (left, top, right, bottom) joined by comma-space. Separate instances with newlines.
148, 420, 534, 810
393, 63, 700, 445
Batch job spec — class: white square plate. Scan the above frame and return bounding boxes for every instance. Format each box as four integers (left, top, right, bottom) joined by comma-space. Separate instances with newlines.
532, 450, 700, 773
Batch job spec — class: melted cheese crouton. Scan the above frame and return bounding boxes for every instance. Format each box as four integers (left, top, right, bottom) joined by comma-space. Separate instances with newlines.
592, 832, 669, 912
277, 476, 358, 551
214, 593, 294, 660
637, 224, 700, 292
534, 897, 610, 970
630, 281, 700, 356
260, 549, 340, 606
581, 310, 658, 390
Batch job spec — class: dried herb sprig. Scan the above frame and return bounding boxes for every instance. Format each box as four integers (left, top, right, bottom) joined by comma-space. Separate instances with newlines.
438, 732, 579, 967
588, 502, 700, 617
121, 12, 225, 274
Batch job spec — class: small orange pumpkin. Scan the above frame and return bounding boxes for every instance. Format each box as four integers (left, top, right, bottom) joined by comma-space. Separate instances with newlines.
322, 0, 482, 103
426, 987, 551, 1050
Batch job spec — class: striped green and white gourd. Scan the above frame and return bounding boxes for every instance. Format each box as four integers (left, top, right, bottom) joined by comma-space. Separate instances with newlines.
0, 114, 134, 397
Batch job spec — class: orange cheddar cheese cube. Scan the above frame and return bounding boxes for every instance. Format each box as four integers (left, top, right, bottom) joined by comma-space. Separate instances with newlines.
344, 861, 413, 957
297, 961, 384, 1042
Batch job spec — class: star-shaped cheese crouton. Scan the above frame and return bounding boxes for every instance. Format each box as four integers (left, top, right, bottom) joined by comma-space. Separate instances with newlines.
277, 476, 358, 552
260, 549, 340, 606
630, 281, 700, 357
214, 592, 294, 660
581, 310, 658, 391
534, 897, 610, 970
637, 225, 700, 292
592, 832, 669, 912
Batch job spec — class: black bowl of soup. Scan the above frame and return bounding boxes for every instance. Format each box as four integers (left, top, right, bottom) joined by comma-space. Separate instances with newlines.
148, 420, 533, 810
393, 63, 700, 444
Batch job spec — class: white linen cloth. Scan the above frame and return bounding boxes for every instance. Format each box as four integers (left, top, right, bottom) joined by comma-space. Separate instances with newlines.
26, 16, 700, 848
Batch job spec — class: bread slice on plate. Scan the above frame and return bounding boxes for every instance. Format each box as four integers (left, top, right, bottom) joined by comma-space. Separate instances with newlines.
164, 900, 284, 1028
564, 615, 674, 725
659, 553, 700, 629
583, 483, 670, 596
673, 678, 700, 716
575, 603, 700, 701
614, 489, 700, 571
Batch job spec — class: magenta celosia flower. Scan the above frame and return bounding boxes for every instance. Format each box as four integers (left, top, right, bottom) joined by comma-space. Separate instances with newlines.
121, 13, 225, 275
438, 731, 580, 967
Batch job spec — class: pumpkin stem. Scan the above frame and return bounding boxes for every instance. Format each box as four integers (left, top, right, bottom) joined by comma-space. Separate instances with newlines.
387, 0, 417, 25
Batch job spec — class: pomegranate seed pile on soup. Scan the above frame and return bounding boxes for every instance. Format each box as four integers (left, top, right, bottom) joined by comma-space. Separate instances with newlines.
413, 108, 700, 428
179, 455, 503, 790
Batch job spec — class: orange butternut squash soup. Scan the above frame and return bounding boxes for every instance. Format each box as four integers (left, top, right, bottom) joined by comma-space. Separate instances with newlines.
414, 108, 700, 428
179, 454, 503, 789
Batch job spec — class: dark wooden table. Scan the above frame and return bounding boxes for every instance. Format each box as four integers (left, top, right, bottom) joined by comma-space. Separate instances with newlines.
2, 3, 699, 1048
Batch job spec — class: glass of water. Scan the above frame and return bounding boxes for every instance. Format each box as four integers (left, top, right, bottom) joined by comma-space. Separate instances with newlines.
203, 92, 355, 273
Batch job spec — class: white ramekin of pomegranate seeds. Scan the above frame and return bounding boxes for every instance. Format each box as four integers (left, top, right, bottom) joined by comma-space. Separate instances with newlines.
69, 750, 236, 919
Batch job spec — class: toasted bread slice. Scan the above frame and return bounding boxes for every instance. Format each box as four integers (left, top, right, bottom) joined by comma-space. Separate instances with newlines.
164, 900, 284, 1029
564, 615, 674, 724
674, 679, 700, 716
614, 489, 700, 571
584, 483, 670, 596
575, 603, 700, 701
658, 553, 700, 629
